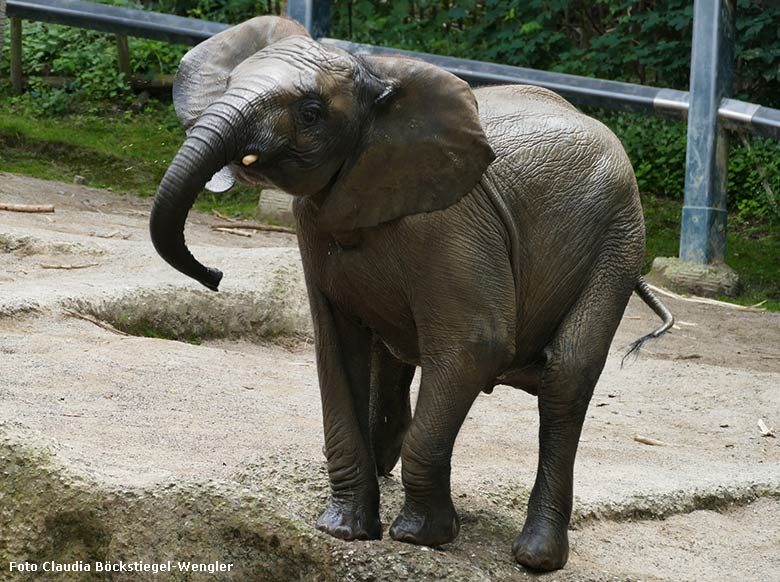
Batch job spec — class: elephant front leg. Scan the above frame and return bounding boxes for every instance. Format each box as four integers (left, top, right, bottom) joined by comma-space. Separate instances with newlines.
389, 347, 504, 547
310, 292, 381, 541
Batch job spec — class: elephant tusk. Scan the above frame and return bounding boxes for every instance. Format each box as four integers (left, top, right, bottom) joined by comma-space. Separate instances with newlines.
242, 154, 259, 166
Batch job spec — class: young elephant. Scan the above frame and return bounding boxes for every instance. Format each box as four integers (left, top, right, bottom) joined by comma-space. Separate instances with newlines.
150, 16, 673, 571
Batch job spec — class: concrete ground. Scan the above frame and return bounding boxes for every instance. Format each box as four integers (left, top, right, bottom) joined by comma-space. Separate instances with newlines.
1, 172, 779, 581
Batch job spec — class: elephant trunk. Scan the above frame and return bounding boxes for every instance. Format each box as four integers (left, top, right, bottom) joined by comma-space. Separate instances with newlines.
149, 96, 251, 291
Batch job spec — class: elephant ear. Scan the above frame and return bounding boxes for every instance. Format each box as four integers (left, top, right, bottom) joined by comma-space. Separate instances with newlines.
173, 16, 309, 192
173, 16, 309, 128
317, 56, 495, 233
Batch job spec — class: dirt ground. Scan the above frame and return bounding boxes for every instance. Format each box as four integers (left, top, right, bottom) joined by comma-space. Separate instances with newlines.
1, 172, 779, 581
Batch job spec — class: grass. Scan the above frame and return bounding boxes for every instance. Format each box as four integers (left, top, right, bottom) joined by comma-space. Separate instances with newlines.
192, 185, 262, 218
1, 104, 778, 310
643, 195, 780, 310
129, 319, 205, 345
0, 102, 260, 218
113, 312, 206, 345
0, 106, 181, 195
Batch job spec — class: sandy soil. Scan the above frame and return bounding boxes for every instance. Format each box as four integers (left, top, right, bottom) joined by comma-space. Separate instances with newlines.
1, 172, 779, 581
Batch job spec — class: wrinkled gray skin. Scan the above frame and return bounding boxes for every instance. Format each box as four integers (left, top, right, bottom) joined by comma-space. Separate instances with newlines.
150, 16, 673, 572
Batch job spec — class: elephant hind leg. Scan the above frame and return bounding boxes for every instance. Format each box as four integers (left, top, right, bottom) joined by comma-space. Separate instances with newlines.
513, 238, 640, 571
369, 336, 415, 476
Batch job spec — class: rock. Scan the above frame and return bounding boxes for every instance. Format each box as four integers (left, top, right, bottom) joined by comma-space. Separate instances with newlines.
0, 433, 337, 581
74, 175, 86, 185
69, 259, 313, 343
647, 256, 740, 297
258, 189, 294, 227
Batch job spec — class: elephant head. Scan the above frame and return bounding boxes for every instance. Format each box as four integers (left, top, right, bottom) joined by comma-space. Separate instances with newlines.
150, 16, 495, 291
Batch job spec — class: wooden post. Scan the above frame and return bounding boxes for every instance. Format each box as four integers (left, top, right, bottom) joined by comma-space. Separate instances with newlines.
10, 16, 22, 94
115, 34, 131, 76
0, 0, 6, 63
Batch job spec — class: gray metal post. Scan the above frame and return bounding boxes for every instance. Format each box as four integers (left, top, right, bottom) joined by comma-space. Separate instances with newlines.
287, 0, 330, 39
679, 0, 735, 264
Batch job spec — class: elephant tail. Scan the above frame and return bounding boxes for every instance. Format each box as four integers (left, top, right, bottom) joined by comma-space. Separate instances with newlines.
622, 278, 675, 366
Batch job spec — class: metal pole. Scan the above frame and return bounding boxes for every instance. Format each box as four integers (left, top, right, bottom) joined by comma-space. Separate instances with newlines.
287, 0, 330, 39
679, 0, 735, 264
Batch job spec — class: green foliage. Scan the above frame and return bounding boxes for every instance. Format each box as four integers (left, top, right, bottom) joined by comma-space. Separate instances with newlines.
331, 0, 780, 106
590, 111, 780, 223
1, 20, 132, 114
727, 136, 780, 223
0, 1, 188, 115
735, 0, 780, 103
0, 103, 184, 195
0, 0, 283, 115
126, 38, 188, 75
643, 197, 780, 310
140, 0, 282, 21
5, 0, 779, 107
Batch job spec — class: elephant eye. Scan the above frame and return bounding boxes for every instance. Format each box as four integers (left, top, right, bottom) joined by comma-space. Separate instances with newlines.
298, 100, 324, 127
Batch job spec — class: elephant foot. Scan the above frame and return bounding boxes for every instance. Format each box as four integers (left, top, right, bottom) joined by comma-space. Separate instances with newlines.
316, 499, 382, 541
511, 518, 569, 571
389, 498, 459, 547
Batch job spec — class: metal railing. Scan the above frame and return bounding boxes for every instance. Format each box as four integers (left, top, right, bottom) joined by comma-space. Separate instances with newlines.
5, 0, 778, 139
323, 38, 780, 141
4, 0, 778, 267
7, 0, 228, 44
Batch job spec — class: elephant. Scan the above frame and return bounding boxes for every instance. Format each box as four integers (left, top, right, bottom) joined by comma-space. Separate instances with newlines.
149, 16, 673, 571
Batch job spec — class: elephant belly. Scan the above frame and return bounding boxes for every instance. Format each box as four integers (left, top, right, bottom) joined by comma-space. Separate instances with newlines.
494, 363, 544, 395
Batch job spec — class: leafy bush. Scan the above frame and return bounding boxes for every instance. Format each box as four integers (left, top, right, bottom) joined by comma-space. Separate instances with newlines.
145, 0, 283, 21
727, 135, 780, 223
0, 0, 284, 113
0, 0, 191, 114
2, 0, 779, 222
331, 0, 780, 107
596, 111, 780, 222
327, 0, 780, 222
2, 22, 129, 113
